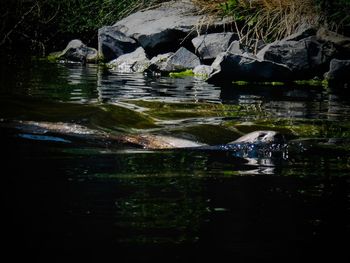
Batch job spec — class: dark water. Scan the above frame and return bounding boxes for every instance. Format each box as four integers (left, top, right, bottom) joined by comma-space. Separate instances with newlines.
1, 61, 350, 262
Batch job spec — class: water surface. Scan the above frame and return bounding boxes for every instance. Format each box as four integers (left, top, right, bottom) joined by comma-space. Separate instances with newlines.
1, 61, 349, 262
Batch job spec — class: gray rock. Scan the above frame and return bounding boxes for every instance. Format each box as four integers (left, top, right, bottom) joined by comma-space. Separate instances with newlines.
112, 0, 231, 55
108, 47, 150, 73
58, 39, 98, 63
168, 47, 201, 70
257, 36, 337, 78
155, 47, 200, 72
208, 52, 292, 83
192, 33, 237, 60
149, 52, 174, 72
98, 26, 139, 62
324, 59, 350, 81
193, 65, 214, 78
317, 27, 350, 56
226, 40, 243, 55
284, 25, 317, 42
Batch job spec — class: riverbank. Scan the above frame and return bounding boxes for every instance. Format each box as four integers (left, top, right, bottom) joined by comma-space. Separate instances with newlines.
49, 0, 350, 85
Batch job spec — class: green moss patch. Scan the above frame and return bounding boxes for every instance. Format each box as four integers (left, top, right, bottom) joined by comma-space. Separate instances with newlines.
47, 52, 61, 62
169, 70, 194, 78
294, 79, 329, 87
233, 80, 286, 86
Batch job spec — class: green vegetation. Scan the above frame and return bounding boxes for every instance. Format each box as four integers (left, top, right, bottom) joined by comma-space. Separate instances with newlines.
169, 70, 195, 78
294, 79, 329, 87
0, 0, 162, 56
233, 80, 285, 86
3, 0, 349, 57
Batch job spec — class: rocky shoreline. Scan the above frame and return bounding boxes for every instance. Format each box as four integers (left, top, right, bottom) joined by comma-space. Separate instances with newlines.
51, 0, 350, 84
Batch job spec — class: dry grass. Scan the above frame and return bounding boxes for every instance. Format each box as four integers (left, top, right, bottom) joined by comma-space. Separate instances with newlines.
192, 0, 323, 52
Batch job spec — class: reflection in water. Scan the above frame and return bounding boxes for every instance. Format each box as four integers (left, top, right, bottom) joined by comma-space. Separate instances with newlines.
221, 84, 350, 120
96, 70, 221, 103
3, 61, 350, 121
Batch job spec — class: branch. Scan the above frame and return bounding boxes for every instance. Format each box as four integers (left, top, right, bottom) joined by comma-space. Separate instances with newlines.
0, 2, 39, 46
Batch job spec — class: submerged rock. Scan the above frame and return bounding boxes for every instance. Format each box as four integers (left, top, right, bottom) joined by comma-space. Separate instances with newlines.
108, 47, 150, 73
208, 52, 292, 83
98, 26, 139, 62
192, 33, 237, 60
56, 39, 98, 63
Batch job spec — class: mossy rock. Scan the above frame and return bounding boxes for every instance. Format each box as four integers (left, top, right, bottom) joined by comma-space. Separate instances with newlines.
124, 100, 251, 120
0, 96, 158, 131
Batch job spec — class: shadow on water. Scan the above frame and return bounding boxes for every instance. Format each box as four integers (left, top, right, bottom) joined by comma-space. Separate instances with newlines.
1, 60, 350, 262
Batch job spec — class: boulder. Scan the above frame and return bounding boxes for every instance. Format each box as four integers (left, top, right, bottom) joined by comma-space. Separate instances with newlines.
257, 36, 337, 78
226, 40, 243, 55
208, 52, 292, 83
166, 47, 201, 71
149, 47, 200, 72
108, 47, 150, 73
324, 59, 350, 81
58, 39, 98, 63
191, 33, 237, 60
148, 52, 174, 72
111, 0, 231, 56
98, 26, 139, 62
317, 27, 350, 57
193, 65, 214, 78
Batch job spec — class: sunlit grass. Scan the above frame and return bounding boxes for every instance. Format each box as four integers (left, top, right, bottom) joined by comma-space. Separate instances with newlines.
193, 0, 349, 53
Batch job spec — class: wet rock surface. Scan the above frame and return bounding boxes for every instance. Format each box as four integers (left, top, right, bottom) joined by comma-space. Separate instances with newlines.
192, 33, 237, 60
56, 39, 98, 63
108, 47, 150, 73
257, 36, 337, 79
98, 26, 139, 62
324, 59, 350, 81
208, 52, 293, 83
